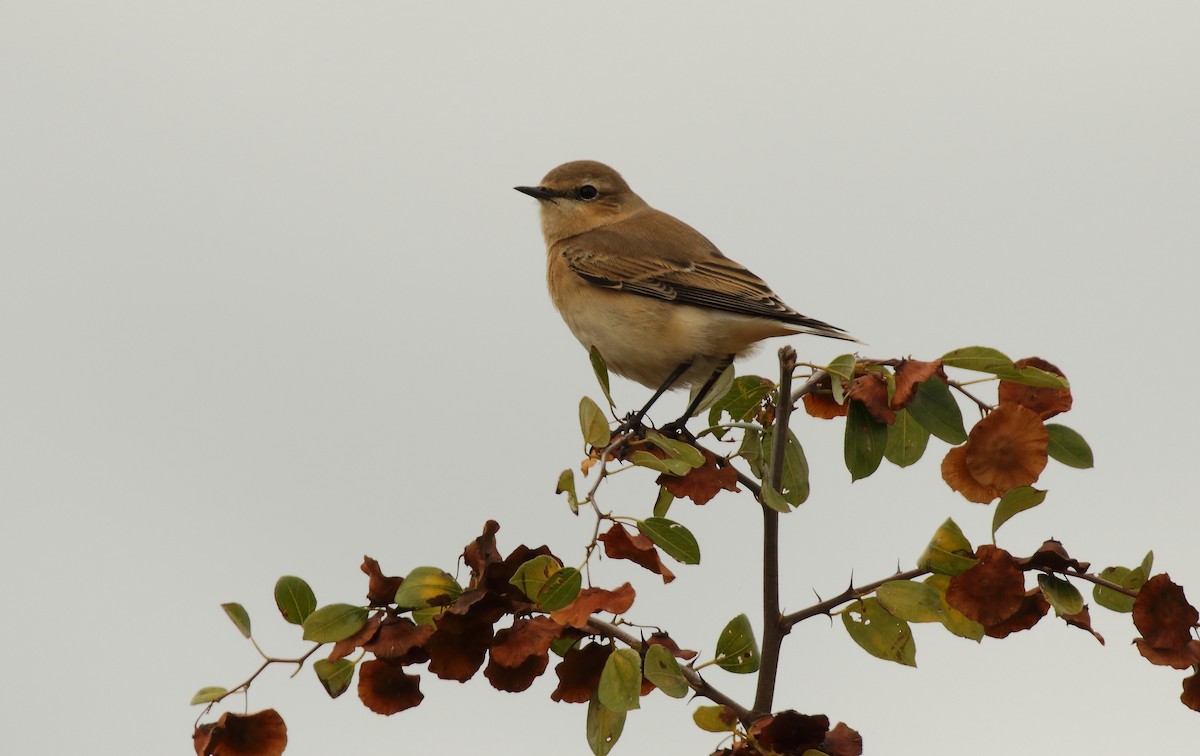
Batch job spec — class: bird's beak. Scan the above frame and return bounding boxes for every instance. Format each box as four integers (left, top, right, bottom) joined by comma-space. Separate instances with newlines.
514, 185, 558, 201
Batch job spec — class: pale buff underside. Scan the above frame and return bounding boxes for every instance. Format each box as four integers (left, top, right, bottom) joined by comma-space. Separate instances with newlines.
547, 252, 797, 388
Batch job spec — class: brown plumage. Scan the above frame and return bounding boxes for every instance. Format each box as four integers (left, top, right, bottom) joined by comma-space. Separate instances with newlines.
516, 160, 858, 390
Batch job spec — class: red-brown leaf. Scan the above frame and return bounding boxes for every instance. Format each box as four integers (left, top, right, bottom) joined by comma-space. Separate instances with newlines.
550, 583, 636, 629
550, 642, 613, 703
657, 449, 740, 505
358, 658, 424, 715
998, 357, 1072, 419
361, 556, 405, 607
426, 610, 494, 681
1133, 574, 1199, 650
1134, 638, 1200, 669
599, 522, 675, 583
847, 374, 895, 424
946, 545, 1026, 626
751, 710, 830, 755
362, 617, 434, 664
891, 359, 943, 410
822, 722, 864, 756
193, 710, 288, 756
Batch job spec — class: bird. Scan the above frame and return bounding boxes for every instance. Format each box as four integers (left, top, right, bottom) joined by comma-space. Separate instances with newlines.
515, 160, 858, 427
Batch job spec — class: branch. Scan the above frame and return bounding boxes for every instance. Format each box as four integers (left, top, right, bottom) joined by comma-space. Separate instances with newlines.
585, 617, 754, 725
780, 567, 931, 632
753, 347, 796, 715
789, 368, 829, 406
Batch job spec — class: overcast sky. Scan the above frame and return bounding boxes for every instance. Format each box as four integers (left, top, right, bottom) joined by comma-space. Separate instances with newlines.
3, 2, 1198, 754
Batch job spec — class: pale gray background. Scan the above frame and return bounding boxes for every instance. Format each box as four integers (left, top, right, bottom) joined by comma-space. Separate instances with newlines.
3, 2, 1198, 754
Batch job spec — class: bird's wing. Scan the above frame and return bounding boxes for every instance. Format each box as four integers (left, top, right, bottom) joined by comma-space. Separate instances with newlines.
559, 233, 854, 340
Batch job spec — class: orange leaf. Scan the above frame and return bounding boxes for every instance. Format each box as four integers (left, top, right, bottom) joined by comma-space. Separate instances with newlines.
194, 710, 287, 756
656, 448, 739, 505
963, 404, 1049, 490
550, 583, 636, 629
941, 445, 1004, 504
1133, 574, 1199, 650
847, 373, 895, 424
891, 359, 942, 410
358, 658, 424, 715
998, 357, 1072, 419
598, 522, 675, 583
946, 545, 1026, 626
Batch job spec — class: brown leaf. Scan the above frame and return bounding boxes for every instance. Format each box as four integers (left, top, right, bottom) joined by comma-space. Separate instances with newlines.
657, 448, 740, 505
551, 583, 636, 629
1134, 638, 1200, 669
327, 612, 383, 662
802, 389, 848, 419
891, 359, 943, 410
426, 610, 494, 681
998, 357, 1072, 419
984, 589, 1050, 638
361, 556, 405, 607
946, 545, 1026, 626
822, 722, 864, 756
1061, 606, 1105, 645
941, 445, 1004, 504
647, 631, 698, 661
1182, 672, 1200, 712
193, 710, 287, 756
362, 617, 434, 663
1015, 540, 1089, 573
488, 616, 561, 668
358, 658, 424, 715
1133, 574, 1199, 650
847, 374, 895, 424
963, 404, 1049, 490
598, 522, 675, 583
550, 642, 613, 703
751, 710, 830, 755
462, 520, 502, 577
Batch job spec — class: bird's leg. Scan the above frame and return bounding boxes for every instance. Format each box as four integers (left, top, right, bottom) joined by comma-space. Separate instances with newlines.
615, 360, 693, 436
661, 355, 735, 436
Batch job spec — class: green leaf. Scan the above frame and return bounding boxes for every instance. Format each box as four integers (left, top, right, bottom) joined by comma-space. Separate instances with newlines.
688, 364, 736, 417
708, 375, 775, 427
925, 575, 985, 641
844, 399, 888, 481
556, 469, 580, 514
693, 705, 739, 733
917, 518, 976, 576
509, 555, 561, 601
876, 580, 945, 623
586, 696, 626, 756
737, 427, 765, 479
842, 597, 917, 666
589, 347, 614, 409
190, 686, 227, 705
760, 483, 792, 514
598, 648, 642, 712
884, 409, 930, 468
761, 427, 810, 506
628, 450, 692, 476
715, 614, 760, 673
991, 486, 1047, 538
301, 604, 368, 643
941, 346, 1014, 373
274, 576, 317, 626
1037, 574, 1084, 616
826, 353, 858, 404
579, 396, 611, 448
394, 566, 462, 609
905, 377, 967, 444
644, 430, 705, 468
313, 658, 355, 698
638, 518, 701, 565
550, 636, 580, 658
1094, 561, 1150, 613
537, 567, 582, 611
221, 602, 251, 638
1004, 364, 1070, 388
1045, 424, 1094, 469
652, 486, 673, 518
643, 644, 688, 698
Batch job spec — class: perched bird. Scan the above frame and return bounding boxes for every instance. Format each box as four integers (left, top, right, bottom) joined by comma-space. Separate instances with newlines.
516, 160, 857, 422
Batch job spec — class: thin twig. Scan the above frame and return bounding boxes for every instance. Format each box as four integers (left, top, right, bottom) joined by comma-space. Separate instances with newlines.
789, 368, 829, 405
780, 567, 931, 631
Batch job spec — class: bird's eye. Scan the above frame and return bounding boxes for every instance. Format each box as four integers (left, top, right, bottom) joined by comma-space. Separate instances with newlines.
576, 185, 599, 201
